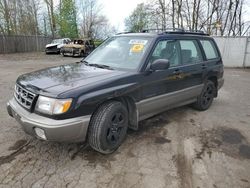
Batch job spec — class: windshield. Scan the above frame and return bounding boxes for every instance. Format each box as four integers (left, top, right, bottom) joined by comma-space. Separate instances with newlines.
84, 36, 153, 70
52, 39, 63, 44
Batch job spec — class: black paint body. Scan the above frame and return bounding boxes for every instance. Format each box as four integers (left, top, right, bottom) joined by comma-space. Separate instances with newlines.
16, 33, 224, 120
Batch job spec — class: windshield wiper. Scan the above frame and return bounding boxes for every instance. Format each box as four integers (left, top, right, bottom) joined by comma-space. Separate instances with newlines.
80, 59, 89, 64
79, 59, 113, 70
76, 59, 88, 64
88, 63, 114, 70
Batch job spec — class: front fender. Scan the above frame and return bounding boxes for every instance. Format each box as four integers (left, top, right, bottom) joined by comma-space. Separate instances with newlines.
75, 83, 139, 110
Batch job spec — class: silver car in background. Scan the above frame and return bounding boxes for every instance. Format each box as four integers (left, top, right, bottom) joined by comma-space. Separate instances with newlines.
45, 38, 71, 54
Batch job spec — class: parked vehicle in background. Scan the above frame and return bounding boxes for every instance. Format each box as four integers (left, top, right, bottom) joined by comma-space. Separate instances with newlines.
7, 29, 224, 154
60, 39, 95, 57
45, 38, 71, 54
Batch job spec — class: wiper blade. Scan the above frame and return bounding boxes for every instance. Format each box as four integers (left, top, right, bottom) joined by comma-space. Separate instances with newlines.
88, 63, 114, 70
76, 59, 89, 64
81, 59, 89, 64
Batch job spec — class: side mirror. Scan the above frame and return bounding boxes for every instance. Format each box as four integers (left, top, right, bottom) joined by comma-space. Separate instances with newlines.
150, 59, 170, 71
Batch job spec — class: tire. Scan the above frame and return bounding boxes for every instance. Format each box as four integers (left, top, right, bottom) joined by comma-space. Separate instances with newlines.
192, 80, 216, 111
80, 51, 84, 57
88, 101, 128, 154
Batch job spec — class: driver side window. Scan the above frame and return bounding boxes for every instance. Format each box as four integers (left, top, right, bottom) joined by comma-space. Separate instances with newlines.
150, 40, 181, 67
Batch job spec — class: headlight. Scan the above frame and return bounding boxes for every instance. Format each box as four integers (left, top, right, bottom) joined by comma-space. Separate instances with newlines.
35, 96, 72, 115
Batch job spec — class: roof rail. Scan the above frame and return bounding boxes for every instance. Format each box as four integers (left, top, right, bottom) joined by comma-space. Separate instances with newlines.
115, 31, 133, 35
163, 29, 208, 36
142, 29, 163, 33
116, 29, 209, 36
142, 28, 208, 36
142, 28, 185, 33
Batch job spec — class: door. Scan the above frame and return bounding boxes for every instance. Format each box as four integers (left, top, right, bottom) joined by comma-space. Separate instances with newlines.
177, 39, 204, 89
137, 39, 185, 119
199, 39, 223, 78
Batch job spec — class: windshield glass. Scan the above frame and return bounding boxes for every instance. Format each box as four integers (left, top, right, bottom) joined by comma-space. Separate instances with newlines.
85, 36, 153, 70
52, 39, 63, 44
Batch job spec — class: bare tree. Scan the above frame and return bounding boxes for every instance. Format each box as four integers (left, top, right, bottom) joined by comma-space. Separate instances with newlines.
0, 0, 41, 35
0, 0, 14, 34
140, 0, 249, 36
78, 0, 109, 39
44, 0, 56, 38
125, 3, 151, 32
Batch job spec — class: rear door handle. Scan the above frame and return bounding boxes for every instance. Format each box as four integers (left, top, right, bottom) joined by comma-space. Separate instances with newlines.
202, 64, 207, 69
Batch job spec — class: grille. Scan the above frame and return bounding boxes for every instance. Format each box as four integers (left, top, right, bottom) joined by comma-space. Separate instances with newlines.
63, 47, 75, 53
14, 84, 36, 110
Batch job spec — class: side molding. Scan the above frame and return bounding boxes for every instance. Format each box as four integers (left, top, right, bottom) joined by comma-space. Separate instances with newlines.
136, 84, 204, 120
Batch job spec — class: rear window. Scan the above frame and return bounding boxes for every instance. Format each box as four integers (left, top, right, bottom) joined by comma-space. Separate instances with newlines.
200, 40, 219, 60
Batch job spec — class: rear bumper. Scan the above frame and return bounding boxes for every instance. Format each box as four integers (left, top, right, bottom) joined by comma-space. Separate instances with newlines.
7, 98, 90, 142
218, 78, 224, 90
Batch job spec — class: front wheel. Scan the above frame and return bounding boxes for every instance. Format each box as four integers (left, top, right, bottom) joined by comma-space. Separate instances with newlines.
192, 80, 216, 111
88, 101, 128, 154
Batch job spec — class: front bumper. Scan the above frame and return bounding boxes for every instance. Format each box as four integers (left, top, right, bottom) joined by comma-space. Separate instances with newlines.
7, 98, 90, 142
45, 48, 60, 53
62, 48, 82, 56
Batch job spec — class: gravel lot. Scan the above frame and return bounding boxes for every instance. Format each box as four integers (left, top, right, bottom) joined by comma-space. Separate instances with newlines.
0, 53, 250, 188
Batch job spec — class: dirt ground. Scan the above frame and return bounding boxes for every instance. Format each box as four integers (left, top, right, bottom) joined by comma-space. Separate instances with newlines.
0, 53, 249, 188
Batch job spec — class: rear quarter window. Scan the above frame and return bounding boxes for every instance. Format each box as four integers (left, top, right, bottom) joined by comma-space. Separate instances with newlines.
200, 40, 219, 60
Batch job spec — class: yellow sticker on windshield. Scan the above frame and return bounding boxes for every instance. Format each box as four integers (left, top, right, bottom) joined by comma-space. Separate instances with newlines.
131, 44, 144, 53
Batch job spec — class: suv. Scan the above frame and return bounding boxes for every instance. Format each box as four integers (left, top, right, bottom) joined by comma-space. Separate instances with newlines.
7, 30, 224, 154
60, 39, 95, 57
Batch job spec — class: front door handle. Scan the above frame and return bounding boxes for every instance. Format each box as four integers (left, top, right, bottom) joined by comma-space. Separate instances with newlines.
173, 69, 182, 75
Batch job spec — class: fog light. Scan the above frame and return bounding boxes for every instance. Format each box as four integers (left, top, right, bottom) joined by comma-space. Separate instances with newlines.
34, 128, 47, 140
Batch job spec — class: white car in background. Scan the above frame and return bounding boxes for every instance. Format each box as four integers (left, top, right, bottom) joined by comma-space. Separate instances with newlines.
45, 38, 71, 54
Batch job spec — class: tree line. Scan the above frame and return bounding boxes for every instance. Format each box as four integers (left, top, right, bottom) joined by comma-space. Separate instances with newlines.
0, 0, 116, 39
125, 0, 250, 36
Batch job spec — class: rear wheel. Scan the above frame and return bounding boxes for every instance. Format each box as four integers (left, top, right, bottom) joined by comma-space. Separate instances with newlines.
88, 101, 128, 154
80, 51, 85, 57
193, 80, 216, 111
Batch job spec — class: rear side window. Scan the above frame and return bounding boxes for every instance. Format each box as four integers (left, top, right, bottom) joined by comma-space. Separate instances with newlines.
179, 40, 203, 64
200, 40, 219, 60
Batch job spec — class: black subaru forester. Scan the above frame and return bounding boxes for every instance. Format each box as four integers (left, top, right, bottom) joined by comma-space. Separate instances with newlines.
7, 30, 224, 154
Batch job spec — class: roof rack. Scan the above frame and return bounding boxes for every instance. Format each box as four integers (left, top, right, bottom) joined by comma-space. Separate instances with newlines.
142, 28, 209, 36
116, 29, 209, 36
164, 30, 208, 36
115, 31, 133, 35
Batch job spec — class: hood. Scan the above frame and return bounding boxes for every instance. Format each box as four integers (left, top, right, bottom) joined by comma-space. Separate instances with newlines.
46, 43, 60, 48
17, 63, 126, 97
63, 44, 83, 48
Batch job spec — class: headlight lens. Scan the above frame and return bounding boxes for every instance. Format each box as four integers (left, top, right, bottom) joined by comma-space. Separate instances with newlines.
36, 96, 72, 115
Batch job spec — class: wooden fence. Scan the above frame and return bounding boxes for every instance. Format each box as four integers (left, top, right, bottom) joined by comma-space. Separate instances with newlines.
0, 35, 52, 53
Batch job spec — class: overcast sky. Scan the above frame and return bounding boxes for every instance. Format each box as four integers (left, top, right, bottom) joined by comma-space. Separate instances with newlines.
101, 0, 147, 31
101, 0, 250, 32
